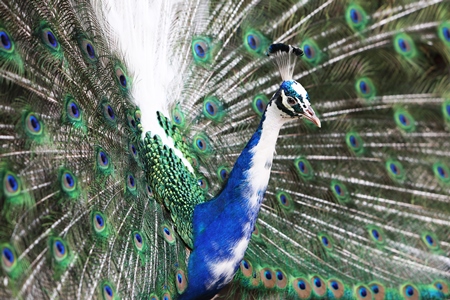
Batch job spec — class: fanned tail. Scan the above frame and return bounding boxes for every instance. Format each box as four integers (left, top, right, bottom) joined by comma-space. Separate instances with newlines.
169, 0, 450, 299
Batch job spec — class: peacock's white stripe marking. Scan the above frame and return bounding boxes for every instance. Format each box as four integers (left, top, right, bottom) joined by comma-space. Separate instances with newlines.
206, 104, 289, 290
207, 111, 285, 285
207, 236, 249, 290
247, 104, 285, 208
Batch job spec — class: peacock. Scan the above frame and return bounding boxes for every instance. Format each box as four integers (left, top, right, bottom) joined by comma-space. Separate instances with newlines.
0, 0, 449, 299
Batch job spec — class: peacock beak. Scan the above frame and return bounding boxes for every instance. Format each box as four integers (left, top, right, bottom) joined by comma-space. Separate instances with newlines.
302, 106, 321, 128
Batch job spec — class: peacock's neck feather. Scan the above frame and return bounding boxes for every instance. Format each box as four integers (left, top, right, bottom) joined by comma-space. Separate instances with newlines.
182, 103, 286, 299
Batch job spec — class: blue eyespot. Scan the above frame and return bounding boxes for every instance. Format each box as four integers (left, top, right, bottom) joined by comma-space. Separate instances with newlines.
425, 234, 434, 245
346, 5, 367, 30
398, 38, 408, 52
394, 109, 415, 132
331, 281, 339, 290
205, 102, 216, 116
96, 214, 104, 227
437, 166, 447, 179
6, 174, 18, 192
52, 239, 72, 265
433, 163, 450, 183
394, 34, 416, 58
198, 178, 208, 190
130, 144, 137, 156
247, 34, 257, 50
30, 116, 40, 131
119, 75, 126, 87
276, 271, 283, 280
264, 270, 272, 280
303, 44, 312, 59
92, 212, 107, 235
61, 171, 76, 193
314, 277, 321, 288
356, 77, 375, 99
128, 115, 136, 129
438, 166, 444, 177
162, 225, 176, 244
114, 67, 129, 89
65, 173, 74, 187
301, 39, 321, 64
0, 30, 12, 50
256, 98, 265, 113
220, 169, 228, 180
359, 286, 368, 297
2, 247, 14, 265
405, 285, 414, 296
371, 284, 380, 294
349, 135, 356, 147
177, 273, 183, 283
55, 240, 65, 255
68, 101, 81, 120
390, 163, 398, 174
359, 80, 368, 94
350, 9, 360, 23
98, 151, 109, 167
298, 280, 306, 290
107, 105, 115, 120
443, 27, 450, 41
172, 108, 185, 126
195, 43, 205, 58
436, 283, 443, 290
299, 161, 305, 172
86, 42, 95, 59
334, 184, 342, 195
242, 260, 249, 269
399, 114, 407, 125
47, 31, 58, 48
371, 229, 380, 240
252, 95, 269, 116
321, 236, 329, 246
196, 139, 205, 150
135, 233, 142, 244
104, 285, 113, 297
202, 97, 224, 121
69, 102, 79, 118
127, 174, 135, 188
41, 28, 59, 50
27, 114, 42, 134
296, 158, 314, 180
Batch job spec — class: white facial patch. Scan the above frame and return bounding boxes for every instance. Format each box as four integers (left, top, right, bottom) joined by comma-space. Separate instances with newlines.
280, 90, 295, 112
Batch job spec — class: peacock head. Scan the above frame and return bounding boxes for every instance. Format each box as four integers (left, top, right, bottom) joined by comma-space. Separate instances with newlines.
266, 43, 321, 127
270, 80, 321, 127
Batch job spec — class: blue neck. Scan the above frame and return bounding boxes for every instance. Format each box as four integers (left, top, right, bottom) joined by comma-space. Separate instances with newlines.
181, 108, 284, 299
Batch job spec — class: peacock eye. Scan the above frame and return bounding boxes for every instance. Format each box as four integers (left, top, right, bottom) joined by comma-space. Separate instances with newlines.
287, 98, 296, 105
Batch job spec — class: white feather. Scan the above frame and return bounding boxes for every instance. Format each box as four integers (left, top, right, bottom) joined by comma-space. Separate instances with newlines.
94, 0, 195, 172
